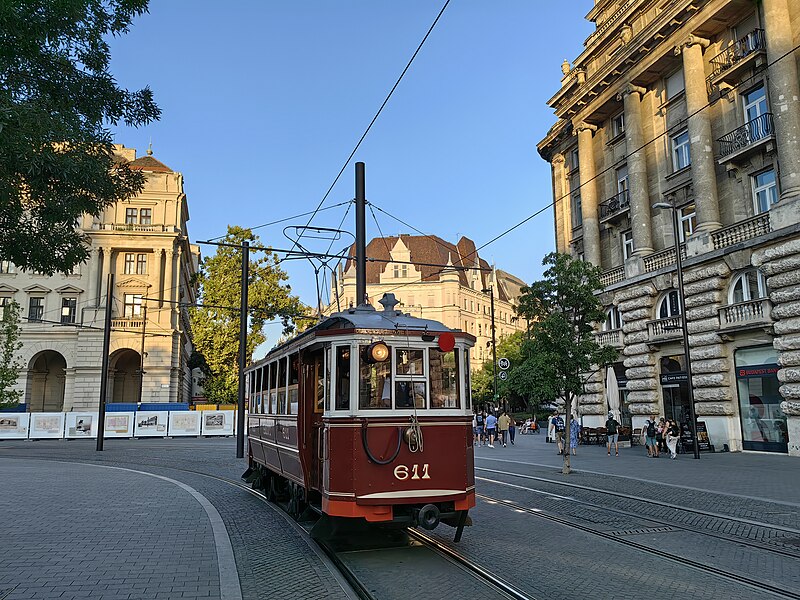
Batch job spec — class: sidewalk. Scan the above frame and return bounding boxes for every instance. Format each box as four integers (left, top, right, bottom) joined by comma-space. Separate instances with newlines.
474, 430, 800, 504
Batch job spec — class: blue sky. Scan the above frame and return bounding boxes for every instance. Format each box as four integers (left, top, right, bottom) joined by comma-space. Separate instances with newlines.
109, 1, 594, 350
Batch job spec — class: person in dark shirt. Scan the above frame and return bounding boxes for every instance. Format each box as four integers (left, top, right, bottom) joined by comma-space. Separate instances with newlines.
606, 412, 620, 456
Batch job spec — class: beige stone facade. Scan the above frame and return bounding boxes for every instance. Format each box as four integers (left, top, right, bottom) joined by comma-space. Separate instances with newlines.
538, 0, 800, 454
0, 145, 200, 411
326, 235, 527, 368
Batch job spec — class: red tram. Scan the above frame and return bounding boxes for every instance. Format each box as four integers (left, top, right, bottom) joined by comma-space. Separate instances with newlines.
244, 293, 476, 537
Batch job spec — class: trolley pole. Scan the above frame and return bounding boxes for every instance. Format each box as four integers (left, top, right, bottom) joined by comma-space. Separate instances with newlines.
96, 273, 114, 452
355, 162, 367, 307
236, 240, 249, 459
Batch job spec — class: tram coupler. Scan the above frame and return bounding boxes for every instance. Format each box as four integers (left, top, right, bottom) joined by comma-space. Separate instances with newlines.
453, 510, 469, 543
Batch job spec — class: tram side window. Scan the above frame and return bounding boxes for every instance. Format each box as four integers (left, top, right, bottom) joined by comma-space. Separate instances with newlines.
268, 361, 277, 414
395, 348, 425, 409
464, 350, 471, 410
335, 345, 351, 410
429, 348, 460, 409
277, 357, 288, 414
360, 345, 392, 410
289, 353, 299, 415
324, 347, 331, 411
310, 351, 325, 413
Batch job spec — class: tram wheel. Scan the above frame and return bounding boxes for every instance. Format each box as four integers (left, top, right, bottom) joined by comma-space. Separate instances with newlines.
287, 484, 306, 521
266, 473, 279, 503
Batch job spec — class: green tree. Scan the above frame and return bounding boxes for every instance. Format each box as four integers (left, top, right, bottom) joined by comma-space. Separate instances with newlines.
190, 226, 309, 404
0, 302, 23, 409
0, 0, 159, 274
516, 253, 617, 474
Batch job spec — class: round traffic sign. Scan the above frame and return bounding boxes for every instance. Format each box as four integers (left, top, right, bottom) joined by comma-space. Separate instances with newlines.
498, 357, 510, 370
498, 371, 508, 381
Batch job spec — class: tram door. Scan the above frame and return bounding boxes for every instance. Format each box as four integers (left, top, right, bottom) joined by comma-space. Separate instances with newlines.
305, 349, 326, 491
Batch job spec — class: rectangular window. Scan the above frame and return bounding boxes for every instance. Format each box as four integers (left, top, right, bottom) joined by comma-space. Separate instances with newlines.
666, 69, 685, 99
0, 260, 12, 274
429, 348, 460, 409
125, 208, 137, 225
139, 208, 152, 225
0, 296, 11, 317
616, 164, 629, 195
28, 297, 44, 322
571, 193, 583, 229
334, 346, 350, 410
136, 253, 147, 275
60, 297, 77, 324
622, 230, 634, 260
123, 293, 142, 317
395, 347, 426, 409
570, 148, 580, 171
743, 84, 767, 123
124, 253, 135, 274
359, 345, 392, 409
678, 203, 696, 242
277, 357, 287, 414
752, 169, 778, 214
671, 131, 691, 171
611, 113, 625, 138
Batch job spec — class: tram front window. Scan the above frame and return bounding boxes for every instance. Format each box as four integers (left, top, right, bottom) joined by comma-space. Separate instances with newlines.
430, 348, 460, 409
360, 345, 392, 409
335, 346, 350, 410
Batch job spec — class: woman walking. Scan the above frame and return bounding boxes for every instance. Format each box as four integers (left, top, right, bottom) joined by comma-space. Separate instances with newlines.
569, 415, 581, 456
666, 419, 680, 459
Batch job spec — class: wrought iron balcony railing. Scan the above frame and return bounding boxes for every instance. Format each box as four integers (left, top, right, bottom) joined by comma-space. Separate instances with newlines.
709, 29, 766, 80
599, 190, 630, 220
718, 113, 774, 159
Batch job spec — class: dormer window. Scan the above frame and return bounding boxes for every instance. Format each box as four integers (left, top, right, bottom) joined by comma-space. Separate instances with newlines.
393, 264, 407, 278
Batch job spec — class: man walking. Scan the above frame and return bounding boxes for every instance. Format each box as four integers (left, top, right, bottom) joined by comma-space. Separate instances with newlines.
485, 411, 498, 448
498, 411, 511, 447
549, 412, 565, 455
606, 412, 620, 456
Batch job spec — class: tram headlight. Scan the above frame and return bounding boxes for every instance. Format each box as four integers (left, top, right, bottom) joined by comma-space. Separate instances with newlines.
366, 341, 390, 363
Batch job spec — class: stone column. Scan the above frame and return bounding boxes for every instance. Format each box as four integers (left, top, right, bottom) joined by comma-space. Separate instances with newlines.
87, 247, 100, 307
164, 248, 175, 328
677, 35, 721, 232
763, 0, 800, 202
154, 249, 164, 308
574, 121, 602, 266
620, 84, 654, 255
63, 367, 76, 412
551, 153, 568, 253
99, 247, 112, 307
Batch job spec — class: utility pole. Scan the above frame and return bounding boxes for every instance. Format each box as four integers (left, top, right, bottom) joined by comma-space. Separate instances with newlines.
96, 273, 114, 451
355, 162, 366, 307
483, 286, 498, 408
236, 240, 249, 459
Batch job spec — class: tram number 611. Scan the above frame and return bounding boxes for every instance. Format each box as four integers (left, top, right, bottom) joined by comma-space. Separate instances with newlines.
393, 464, 431, 480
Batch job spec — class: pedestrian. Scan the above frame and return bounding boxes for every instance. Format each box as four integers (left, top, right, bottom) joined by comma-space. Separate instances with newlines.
666, 419, 680, 459
498, 411, 511, 447
475, 411, 485, 446
549, 412, 566, 455
508, 414, 517, 445
657, 418, 667, 454
605, 412, 620, 456
485, 411, 498, 448
645, 417, 659, 457
569, 414, 580, 455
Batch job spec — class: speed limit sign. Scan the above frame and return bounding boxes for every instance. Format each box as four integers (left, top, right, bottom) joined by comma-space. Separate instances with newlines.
498, 357, 510, 370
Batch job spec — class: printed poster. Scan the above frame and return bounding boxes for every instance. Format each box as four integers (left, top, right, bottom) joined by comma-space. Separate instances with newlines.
29, 413, 65, 439
0, 413, 30, 439
133, 411, 168, 437
168, 411, 201, 436
103, 412, 135, 438
201, 410, 234, 436
65, 412, 99, 439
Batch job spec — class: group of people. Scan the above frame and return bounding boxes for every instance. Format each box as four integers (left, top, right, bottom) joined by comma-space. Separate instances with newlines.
547, 412, 622, 457
473, 410, 516, 448
642, 417, 681, 459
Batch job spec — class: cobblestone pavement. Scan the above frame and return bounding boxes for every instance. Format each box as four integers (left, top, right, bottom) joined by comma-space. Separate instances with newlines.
0, 439, 350, 600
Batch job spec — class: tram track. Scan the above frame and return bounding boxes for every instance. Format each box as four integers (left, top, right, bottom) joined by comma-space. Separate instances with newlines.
477, 491, 800, 600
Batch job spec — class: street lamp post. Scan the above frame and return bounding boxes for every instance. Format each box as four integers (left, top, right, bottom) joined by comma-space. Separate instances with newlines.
652, 201, 701, 459
482, 287, 498, 408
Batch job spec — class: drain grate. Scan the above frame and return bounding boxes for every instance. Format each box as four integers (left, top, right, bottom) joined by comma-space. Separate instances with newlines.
609, 526, 676, 536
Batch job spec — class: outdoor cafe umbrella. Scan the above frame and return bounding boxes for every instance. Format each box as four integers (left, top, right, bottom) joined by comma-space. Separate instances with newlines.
606, 366, 620, 419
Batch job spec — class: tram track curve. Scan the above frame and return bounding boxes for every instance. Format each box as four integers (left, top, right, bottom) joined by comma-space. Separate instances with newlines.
478, 491, 800, 600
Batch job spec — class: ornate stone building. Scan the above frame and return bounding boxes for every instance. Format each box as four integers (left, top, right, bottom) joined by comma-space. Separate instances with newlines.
0, 145, 200, 411
327, 234, 527, 368
538, 0, 800, 454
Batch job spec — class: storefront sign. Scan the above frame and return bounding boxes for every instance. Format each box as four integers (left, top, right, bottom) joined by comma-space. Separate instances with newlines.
736, 364, 779, 379
660, 372, 688, 384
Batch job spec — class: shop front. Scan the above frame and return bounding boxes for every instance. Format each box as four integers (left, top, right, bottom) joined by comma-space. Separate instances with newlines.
735, 346, 787, 453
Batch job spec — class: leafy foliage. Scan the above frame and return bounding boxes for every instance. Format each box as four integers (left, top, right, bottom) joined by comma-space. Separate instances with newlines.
0, 302, 23, 409
189, 227, 309, 404
515, 253, 617, 473
0, 0, 160, 274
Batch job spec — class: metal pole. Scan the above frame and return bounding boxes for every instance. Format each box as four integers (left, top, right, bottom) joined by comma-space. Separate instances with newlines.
96, 273, 114, 451
489, 289, 498, 405
355, 162, 367, 307
672, 207, 700, 459
137, 304, 147, 405
236, 240, 249, 459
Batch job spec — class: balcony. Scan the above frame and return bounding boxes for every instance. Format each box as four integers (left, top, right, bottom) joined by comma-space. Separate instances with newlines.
647, 316, 683, 343
719, 298, 772, 331
111, 318, 144, 330
596, 328, 624, 349
92, 223, 178, 233
599, 190, 630, 222
717, 113, 774, 162
711, 213, 771, 250
600, 266, 624, 287
707, 29, 767, 92
642, 245, 686, 274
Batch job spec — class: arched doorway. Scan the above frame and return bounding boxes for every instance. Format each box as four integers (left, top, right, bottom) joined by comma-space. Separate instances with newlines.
109, 349, 142, 404
26, 351, 67, 412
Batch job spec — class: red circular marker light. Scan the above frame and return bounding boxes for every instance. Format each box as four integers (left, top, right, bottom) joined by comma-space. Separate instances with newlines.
437, 332, 456, 352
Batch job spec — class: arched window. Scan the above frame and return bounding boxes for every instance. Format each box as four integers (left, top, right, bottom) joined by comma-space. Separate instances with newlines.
729, 270, 768, 304
657, 290, 681, 319
603, 306, 623, 330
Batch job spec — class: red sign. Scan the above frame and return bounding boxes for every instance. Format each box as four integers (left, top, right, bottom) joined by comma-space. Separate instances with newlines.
736, 364, 779, 379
